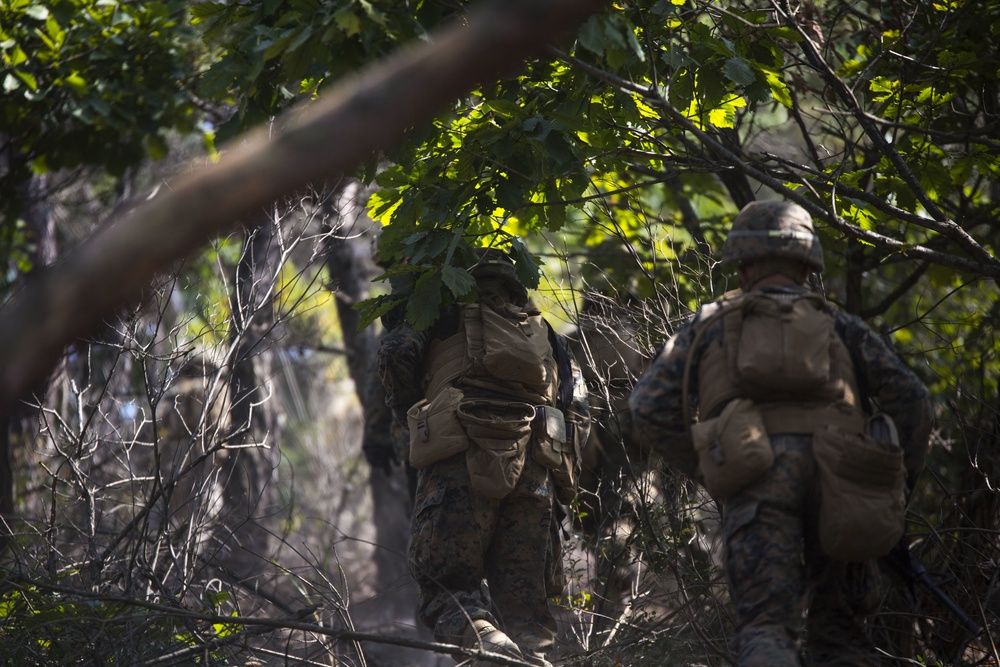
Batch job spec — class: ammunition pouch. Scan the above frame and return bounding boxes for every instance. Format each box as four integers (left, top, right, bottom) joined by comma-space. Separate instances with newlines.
691, 398, 774, 500
732, 291, 833, 393
406, 386, 469, 469
531, 405, 581, 505
465, 303, 550, 388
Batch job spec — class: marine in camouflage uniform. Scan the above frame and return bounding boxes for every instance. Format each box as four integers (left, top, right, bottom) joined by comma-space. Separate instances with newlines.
362, 327, 416, 495
378, 251, 590, 666
629, 201, 933, 666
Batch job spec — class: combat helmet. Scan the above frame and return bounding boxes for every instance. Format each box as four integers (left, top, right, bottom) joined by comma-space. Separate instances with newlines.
470, 247, 529, 304
720, 201, 824, 272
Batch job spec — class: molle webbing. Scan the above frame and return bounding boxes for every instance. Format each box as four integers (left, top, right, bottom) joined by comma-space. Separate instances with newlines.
422, 303, 556, 406
424, 332, 467, 401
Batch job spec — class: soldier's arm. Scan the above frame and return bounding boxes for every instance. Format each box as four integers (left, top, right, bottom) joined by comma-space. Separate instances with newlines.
376, 324, 430, 427
362, 351, 401, 474
628, 321, 700, 478
836, 313, 934, 485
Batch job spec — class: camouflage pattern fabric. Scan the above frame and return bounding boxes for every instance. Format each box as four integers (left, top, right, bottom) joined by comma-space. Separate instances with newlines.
377, 322, 433, 428
724, 435, 881, 666
629, 284, 933, 666
362, 344, 409, 475
409, 452, 558, 652
377, 305, 589, 658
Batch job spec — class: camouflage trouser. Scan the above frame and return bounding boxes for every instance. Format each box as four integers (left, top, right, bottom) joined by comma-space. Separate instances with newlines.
409, 451, 560, 653
723, 435, 880, 667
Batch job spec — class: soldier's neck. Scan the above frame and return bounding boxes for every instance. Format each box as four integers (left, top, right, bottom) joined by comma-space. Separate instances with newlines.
743, 273, 803, 292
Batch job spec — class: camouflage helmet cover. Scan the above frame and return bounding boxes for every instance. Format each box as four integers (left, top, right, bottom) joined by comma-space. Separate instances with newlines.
720, 201, 824, 272
469, 247, 528, 301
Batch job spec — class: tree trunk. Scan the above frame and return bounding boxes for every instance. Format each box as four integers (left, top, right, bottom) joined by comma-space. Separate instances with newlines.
1, 173, 57, 547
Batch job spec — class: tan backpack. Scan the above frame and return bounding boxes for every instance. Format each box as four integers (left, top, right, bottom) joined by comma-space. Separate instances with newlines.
684, 290, 834, 500
685, 289, 906, 560
412, 297, 581, 501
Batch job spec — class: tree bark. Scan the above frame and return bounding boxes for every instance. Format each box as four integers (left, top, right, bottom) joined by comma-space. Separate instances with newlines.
1, 173, 56, 546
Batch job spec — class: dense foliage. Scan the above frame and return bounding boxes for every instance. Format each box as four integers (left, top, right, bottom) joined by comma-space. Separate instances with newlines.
0, 0, 997, 665
0, 0, 205, 213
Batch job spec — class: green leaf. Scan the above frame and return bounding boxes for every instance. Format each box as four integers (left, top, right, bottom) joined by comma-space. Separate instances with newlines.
334, 8, 362, 37
723, 57, 756, 86
63, 72, 87, 95
508, 238, 540, 289
763, 69, 792, 107
521, 115, 551, 141
578, 15, 625, 56
189, 1, 227, 20
355, 293, 405, 330
406, 271, 443, 331
24, 5, 49, 20
441, 264, 476, 299
495, 176, 527, 212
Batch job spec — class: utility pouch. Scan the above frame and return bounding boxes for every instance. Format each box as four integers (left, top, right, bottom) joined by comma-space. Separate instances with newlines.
406, 386, 469, 469
532, 405, 566, 469
691, 398, 773, 500
531, 405, 580, 504
458, 399, 534, 499
734, 292, 833, 393
466, 303, 549, 386
813, 425, 906, 561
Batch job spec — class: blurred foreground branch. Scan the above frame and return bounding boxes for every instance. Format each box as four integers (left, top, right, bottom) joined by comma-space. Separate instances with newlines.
0, 0, 605, 415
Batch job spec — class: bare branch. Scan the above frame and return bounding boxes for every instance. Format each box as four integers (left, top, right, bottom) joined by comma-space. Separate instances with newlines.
0, 0, 606, 415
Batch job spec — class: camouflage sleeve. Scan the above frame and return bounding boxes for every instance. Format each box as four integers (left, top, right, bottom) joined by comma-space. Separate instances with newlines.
628, 316, 704, 478
835, 312, 934, 484
376, 324, 430, 427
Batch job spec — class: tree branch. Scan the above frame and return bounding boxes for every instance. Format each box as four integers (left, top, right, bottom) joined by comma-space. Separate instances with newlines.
0, 0, 607, 415
553, 48, 1000, 282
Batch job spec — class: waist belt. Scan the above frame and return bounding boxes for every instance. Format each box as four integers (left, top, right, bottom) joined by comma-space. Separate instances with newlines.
758, 403, 865, 435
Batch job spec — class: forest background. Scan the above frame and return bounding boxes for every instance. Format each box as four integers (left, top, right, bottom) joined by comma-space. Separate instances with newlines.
0, 0, 997, 665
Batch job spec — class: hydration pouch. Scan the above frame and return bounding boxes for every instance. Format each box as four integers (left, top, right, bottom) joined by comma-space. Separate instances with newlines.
813, 424, 906, 561
458, 399, 534, 499
532, 405, 567, 469
406, 386, 469, 469
691, 398, 774, 500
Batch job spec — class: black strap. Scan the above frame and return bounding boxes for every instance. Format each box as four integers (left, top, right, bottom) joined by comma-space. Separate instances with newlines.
546, 322, 574, 412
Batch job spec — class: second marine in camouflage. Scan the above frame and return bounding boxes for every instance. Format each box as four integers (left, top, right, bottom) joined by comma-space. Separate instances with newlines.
630, 201, 933, 666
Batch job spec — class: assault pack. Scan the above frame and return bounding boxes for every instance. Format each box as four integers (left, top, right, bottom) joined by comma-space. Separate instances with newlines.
406, 294, 586, 503
685, 289, 906, 561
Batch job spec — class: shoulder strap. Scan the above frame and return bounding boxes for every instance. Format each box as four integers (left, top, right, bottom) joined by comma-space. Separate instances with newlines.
547, 322, 573, 412
680, 292, 742, 435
